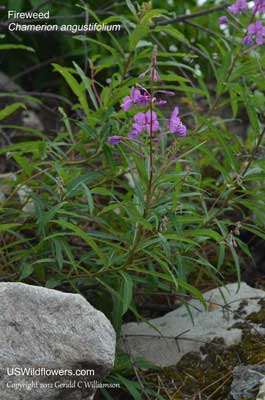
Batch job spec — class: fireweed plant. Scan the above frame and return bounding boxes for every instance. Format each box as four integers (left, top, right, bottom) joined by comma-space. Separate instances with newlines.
107, 48, 190, 288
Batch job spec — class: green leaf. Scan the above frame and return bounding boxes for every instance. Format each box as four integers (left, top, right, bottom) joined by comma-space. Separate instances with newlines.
161, 234, 199, 246
0, 103, 26, 121
81, 183, 94, 216
129, 24, 150, 50
0, 141, 44, 156
34, 263, 46, 282
125, 0, 137, 16
12, 154, 33, 176
0, 44, 34, 52
38, 202, 68, 231
186, 229, 222, 242
73, 62, 98, 110
116, 375, 141, 400
243, 225, 265, 241
243, 88, 260, 133
58, 107, 74, 142
125, 204, 153, 230
217, 243, 225, 271
0, 223, 21, 232
153, 25, 187, 43
19, 264, 34, 280
45, 276, 64, 289
52, 64, 90, 117
130, 267, 206, 306
52, 219, 107, 265
141, 9, 167, 24
120, 272, 134, 315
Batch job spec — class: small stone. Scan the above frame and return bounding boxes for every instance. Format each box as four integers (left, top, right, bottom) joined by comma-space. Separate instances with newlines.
230, 365, 265, 400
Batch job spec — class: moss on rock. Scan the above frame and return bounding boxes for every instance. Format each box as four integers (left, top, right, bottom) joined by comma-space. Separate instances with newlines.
145, 324, 265, 399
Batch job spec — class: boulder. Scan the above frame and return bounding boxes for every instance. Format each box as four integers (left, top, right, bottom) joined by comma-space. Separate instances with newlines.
0, 282, 116, 400
121, 282, 265, 367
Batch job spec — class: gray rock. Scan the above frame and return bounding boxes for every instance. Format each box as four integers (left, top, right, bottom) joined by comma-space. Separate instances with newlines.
230, 365, 265, 400
0, 173, 34, 213
0, 71, 39, 109
0, 282, 116, 400
121, 282, 265, 367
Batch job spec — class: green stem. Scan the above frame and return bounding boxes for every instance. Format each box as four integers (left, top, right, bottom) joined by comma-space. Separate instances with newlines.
124, 48, 157, 268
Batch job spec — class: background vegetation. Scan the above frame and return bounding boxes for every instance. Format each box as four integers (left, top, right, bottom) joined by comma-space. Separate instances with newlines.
0, 0, 265, 398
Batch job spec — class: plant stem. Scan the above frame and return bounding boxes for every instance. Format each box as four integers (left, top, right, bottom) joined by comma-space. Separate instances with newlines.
124, 48, 158, 268
151, 3, 229, 27
145, 49, 156, 214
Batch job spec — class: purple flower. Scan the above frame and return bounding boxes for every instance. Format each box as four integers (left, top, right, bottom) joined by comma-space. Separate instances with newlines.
256, 32, 265, 45
137, 93, 150, 105
132, 112, 146, 134
121, 96, 131, 112
157, 99, 167, 106
128, 110, 160, 138
121, 85, 171, 112
108, 135, 123, 145
140, 95, 168, 106
176, 124, 187, 136
169, 107, 187, 136
127, 130, 139, 139
218, 16, 229, 25
247, 20, 265, 45
169, 107, 180, 132
228, 0, 247, 14
121, 87, 141, 111
155, 90, 174, 106
156, 90, 175, 96
248, 20, 262, 34
121, 86, 159, 110
130, 87, 141, 102
128, 112, 147, 138
252, 0, 265, 13
242, 35, 253, 45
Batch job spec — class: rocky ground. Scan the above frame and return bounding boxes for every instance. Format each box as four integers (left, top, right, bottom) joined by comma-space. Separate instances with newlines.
121, 283, 265, 400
